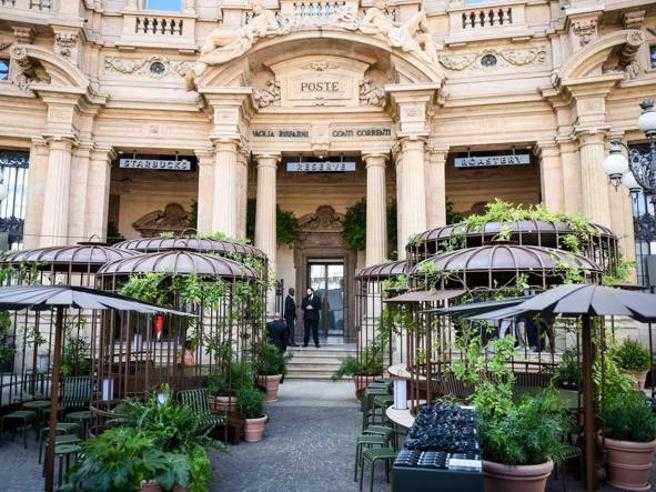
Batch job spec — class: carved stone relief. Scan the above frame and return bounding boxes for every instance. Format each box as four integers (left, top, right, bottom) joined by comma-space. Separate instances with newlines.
299, 205, 344, 233
359, 77, 385, 107
10, 47, 51, 91
438, 47, 547, 72
252, 78, 281, 109
132, 203, 194, 237
104, 56, 192, 79
571, 17, 598, 47
54, 32, 79, 61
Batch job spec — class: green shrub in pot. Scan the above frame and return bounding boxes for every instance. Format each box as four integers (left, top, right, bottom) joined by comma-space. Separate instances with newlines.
236, 387, 265, 420
611, 338, 651, 372
256, 341, 290, 376
602, 390, 656, 443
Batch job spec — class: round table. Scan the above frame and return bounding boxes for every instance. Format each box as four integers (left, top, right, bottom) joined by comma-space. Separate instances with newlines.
66, 411, 93, 439
23, 400, 51, 430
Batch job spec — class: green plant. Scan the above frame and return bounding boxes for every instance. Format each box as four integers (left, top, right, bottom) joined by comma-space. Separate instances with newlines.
332, 343, 384, 380
611, 338, 651, 372
236, 386, 265, 419
551, 349, 580, 389
119, 273, 168, 306
342, 198, 366, 251
61, 335, 91, 377
446, 199, 464, 225
207, 357, 255, 397
602, 390, 656, 443
276, 206, 300, 246
602, 256, 635, 286
480, 388, 571, 465
256, 341, 290, 376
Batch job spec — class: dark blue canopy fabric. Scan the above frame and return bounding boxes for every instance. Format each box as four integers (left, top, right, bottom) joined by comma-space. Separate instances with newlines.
0, 285, 193, 316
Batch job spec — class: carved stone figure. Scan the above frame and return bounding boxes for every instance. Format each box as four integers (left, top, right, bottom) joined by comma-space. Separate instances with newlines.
252, 78, 281, 109
132, 203, 193, 237
186, 0, 280, 88
359, 0, 438, 65
299, 205, 344, 232
359, 77, 385, 107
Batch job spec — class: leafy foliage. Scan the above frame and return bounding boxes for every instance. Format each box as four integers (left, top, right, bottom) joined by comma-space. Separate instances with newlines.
602, 390, 656, 442
236, 386, 265, 419
342, 198, 367, 251
551, 349, 580, 389
276, 206, 300, 246
256, 341, 290, 376
332, 342, 384, 380
610, 338, 651, 372
206, 357, 255, 397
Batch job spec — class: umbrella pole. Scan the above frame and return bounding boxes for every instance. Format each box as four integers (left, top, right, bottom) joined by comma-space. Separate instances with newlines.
44, 307, 64, 492
582, 314, 598, 492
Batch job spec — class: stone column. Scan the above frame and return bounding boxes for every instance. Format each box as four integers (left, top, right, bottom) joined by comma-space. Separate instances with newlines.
578, 131, 611, 227
23, 139, 49, 249
85, 147, 115, 241
396, 137, 427, 259
195, 148, 215, 235
537, 141, 565, 213
236, 149, 249, 240
559, 139, 582, 215
363, 153, 387, 266
40, 137, 74, 246
211, 139, 240, 238
255, 153, 280, 311
425, 146, 448, 228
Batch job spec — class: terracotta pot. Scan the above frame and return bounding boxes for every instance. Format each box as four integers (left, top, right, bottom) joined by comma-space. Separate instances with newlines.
182, 350, 195, 368
243, 415, 267, 442
483, 460, 553, 492
173, 486, 187, 492
140, 482, 162, 492
211, 395, 237, 414
604, 437, 656, 491
258, 374, 282, 402
623, 369, 649, 389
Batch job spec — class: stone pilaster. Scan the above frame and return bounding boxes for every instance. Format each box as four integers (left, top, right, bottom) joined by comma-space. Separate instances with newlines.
425, 145, 448, 228
211, 139, 240, 238
536, 141, 564, 213
236, 147, 249, 240
578, 131, 611, 227
255, 153, 280, 311
363, 152, 387, 266
396, 137, 427, 258
40, 137, 75, 246
68, 143, 93, 242
195, 148, 215, 235
23, 139, 49, 249
558, 139, 582, 215
85, 147, 115, 241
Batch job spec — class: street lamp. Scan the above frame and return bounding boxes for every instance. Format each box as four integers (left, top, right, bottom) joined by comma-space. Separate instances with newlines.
603, 99, 656, 203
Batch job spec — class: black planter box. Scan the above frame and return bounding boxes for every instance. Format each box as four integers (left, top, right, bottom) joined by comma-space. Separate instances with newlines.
392, 465, 483, 492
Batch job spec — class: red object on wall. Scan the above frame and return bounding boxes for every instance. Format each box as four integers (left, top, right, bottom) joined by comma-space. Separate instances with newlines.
153, 314, 164, 340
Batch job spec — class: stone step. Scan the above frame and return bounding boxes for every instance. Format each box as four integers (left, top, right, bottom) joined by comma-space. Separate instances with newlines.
287, 355, 347, 365
285, 372, 344, 380
285, 343, 355, 380
287, 362, 342, 372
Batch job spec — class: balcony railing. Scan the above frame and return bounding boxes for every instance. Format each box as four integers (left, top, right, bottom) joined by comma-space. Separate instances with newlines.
117, 9, 197, 51
279, 0, 358, 24
0, 0, 52, 13
447, 0, 531, 45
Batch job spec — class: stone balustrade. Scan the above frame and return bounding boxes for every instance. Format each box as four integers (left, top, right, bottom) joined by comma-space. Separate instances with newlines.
117, 9, 197, 52
446, 0, 530, 45
0, 0, 51, 13
279, 0, 358, 21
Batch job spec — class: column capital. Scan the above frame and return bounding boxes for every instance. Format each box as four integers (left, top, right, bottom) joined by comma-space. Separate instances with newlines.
254, 153, 281, 168
362, 152, 387, 168
576, 129, 607, 148
194, 147, 215, 165
535, 140, 560, 159
44, 135, 76, 150
91, 146, 117, 162
211, 137, 240, 153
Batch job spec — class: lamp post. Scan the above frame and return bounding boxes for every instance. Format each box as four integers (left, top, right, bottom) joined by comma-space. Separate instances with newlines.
603, 99, 656, 286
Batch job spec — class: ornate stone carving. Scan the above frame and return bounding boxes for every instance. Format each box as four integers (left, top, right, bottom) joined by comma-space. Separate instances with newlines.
132, 203, 194, 237
186, 0, 438, 88
438, 47, 547, 71
11, 46, 50, 91
0, 40, 13, 52
359, 77, 385, 107
299, 205, 344, 233
624, 10, 646, 31
104, 56, 192, 79
601, 30, 645, 80
252, 78, 280, 109
12, 26, 34, 45
571, 17, 598, 47
54, 32, 79, 59
306, 61, 339, 72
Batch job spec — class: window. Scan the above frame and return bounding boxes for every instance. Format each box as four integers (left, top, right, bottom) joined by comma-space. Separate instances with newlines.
629, 144, 656, 286
0, 150, 29, 251
0, 59, 9, 81
146, 0, 182, 11
650, 45, 656, 69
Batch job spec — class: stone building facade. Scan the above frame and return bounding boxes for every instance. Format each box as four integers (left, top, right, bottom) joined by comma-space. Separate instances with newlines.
0, 0, 654, 339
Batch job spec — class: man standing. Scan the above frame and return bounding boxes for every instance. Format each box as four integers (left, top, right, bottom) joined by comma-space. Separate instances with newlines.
284, 288, 298, 347
301, 287, 321, 348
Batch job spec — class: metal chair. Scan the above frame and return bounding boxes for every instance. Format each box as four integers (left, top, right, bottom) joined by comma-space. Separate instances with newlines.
359, 446, 397, 492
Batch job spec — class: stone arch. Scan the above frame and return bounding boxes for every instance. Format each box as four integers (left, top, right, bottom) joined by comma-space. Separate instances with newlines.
558, 29, 644, 82
11, 45, 90, 92
195, 29, 445, 90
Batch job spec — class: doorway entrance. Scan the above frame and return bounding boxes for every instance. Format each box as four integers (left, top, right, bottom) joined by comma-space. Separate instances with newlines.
308, 260, 345, 342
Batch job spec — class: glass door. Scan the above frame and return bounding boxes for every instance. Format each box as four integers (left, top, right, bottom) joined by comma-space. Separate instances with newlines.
308, 262, 345, 341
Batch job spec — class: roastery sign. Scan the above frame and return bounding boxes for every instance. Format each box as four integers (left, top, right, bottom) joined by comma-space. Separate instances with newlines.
119, 158, 192, 171
455, 153, 531, 168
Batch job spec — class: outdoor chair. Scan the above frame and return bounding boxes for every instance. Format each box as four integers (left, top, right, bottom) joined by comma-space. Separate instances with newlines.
55, 442, 82, 487
359, 446, 396, 492
61, 376, 92, 412
65, 410, 93, 439
2, 409, 37, 448
38, 423, 80, 463
354, 433, 391, 482
177, 388, 223, 435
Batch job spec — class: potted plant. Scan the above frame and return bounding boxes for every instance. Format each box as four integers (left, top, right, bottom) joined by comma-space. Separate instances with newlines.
207, 359, 254, 414
237, 386, 267, 442
551, 349, 580, 391
255, 341, 290, 402
601, 390, 656, 491
611, 338, 652, 389
454, 337, 570, 492
332, 344, 384, 397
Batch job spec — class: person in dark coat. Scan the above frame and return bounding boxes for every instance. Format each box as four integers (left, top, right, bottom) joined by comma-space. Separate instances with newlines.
284, 288, 298, 347
301, 287, 321, 348
266, 315, 288, 352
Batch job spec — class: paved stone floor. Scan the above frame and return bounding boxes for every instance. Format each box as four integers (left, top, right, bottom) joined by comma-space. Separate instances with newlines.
0, 380, 652, 491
